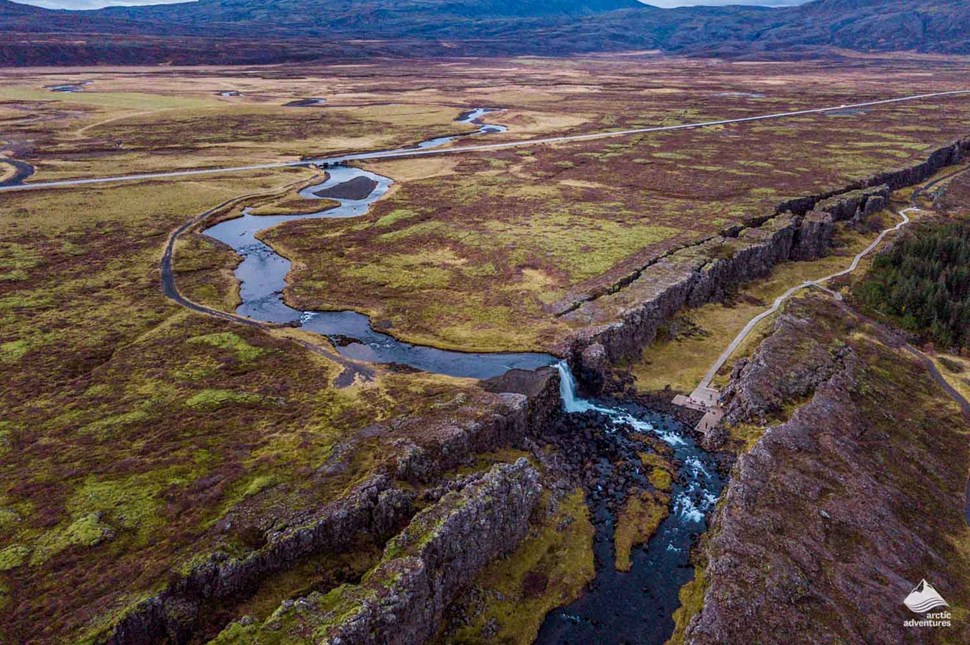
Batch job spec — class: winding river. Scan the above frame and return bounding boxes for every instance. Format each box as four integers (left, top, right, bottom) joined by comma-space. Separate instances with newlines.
0, 158, 35, 187
204, 109, 554, 379
202, 107, 724, 642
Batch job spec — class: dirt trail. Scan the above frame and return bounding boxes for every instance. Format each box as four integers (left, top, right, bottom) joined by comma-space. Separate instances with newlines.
693, 206, 915, 394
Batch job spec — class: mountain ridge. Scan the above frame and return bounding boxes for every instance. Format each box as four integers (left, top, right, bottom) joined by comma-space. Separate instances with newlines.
1, 0, 968, 66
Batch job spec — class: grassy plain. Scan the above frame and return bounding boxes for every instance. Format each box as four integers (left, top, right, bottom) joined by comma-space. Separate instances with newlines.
0, 170, 497, 641
0, 75, 478, 180
238, 56, 970, 352
4, 54, 970, 641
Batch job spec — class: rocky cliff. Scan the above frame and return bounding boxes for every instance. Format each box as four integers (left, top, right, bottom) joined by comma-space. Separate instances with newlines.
682, 296, 970, 643
103, 381, 562, 643
565, 137, 969, 392
107, 474, 415, 644
212, 459, 541, 644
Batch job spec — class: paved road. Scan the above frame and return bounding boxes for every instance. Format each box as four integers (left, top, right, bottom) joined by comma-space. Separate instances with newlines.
2, 90, 968, 193
694, 206, 917, 392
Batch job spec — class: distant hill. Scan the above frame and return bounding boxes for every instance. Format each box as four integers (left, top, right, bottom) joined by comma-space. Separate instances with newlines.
1, 0, 968, 66
691, 0, 970, 56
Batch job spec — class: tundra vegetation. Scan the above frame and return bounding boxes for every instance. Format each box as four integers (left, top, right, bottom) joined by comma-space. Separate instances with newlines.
3, 55, 970, 641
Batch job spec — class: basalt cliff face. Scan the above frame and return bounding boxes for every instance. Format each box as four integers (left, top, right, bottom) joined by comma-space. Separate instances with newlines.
212, 459, 541, 644
566, 136, 970, 393
682, 296, 970, 643
104, 373, 561, 644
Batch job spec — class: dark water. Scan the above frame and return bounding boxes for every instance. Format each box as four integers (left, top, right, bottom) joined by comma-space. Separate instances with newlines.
46, 81, 91, 93
284, 97, 327, 107
536, 364, 726, 644
203, 108, 552, 379
0, 158, 35, 187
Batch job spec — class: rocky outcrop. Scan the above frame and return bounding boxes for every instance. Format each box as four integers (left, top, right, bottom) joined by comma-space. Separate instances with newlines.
563, 214, 806, 386
565, 137, 970, 391
790, 211, 834, 261
479, 366, 562, 432
105, 388, 553, 643
391, 393, 532, 484
686, 215, 797, 308
813, 184, 890, 223
577, 342, 610, 393
107, 475, 413, 644
721, 312, 851, 425
864, 137, 970, 191
214, 459, 541, 644
685, 297, 970, 643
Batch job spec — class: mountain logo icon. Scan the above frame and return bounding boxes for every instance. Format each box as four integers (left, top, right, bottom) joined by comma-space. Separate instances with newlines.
903, 579, 950, 614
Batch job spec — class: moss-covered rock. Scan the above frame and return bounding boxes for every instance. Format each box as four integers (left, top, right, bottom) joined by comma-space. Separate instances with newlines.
442, 488, 596, 644
213, 460, 541, 644
614, 490, 670, 572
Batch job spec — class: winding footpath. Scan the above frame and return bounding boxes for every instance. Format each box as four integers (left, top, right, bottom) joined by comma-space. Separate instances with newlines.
694, 206, 916, 394
2, 90, 969, 193
687, 165, 970, 412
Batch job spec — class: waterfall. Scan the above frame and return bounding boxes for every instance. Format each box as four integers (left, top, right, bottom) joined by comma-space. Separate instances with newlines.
556, 360, 685, 444
540, 360, 725, 643
556, 360, 594, 414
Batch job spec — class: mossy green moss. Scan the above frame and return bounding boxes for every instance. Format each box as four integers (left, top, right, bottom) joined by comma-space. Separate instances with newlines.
668, 565, 708, 645
0, 340, 29, 363
0, 242, 40, 282
0, 545, 29, 572
445, 489, 595, 644
29, 513, 114, 566
67, 474, 170, 539
728, 423, 766, 454
375, 208, 418, 227
615, 490, 670, 572
648, 467, 673, 492
639, 452, 674, 492
188, 332, 265, 362
185, 388, 263, 409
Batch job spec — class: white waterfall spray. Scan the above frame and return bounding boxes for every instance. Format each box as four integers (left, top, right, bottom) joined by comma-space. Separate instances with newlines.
556, 360, 686, 445
556, 360, 596, 414
556, 360, 718, 525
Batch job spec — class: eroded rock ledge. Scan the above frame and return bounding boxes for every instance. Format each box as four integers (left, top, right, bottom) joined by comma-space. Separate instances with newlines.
682, 297, 970, 643
214, 459, 541, 644
105, 375, 561, 644
565, 136, 970, 390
